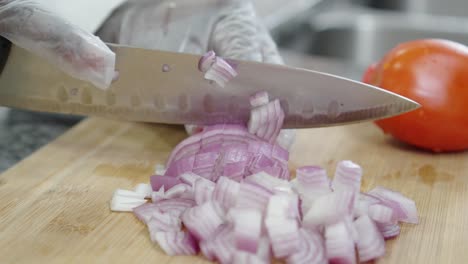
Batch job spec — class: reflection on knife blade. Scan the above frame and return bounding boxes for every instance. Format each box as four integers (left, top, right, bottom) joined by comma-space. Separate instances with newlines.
0, 44, 419, 128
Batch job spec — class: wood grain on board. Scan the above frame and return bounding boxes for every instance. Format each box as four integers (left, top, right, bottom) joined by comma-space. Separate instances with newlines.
1, 117, 467, 264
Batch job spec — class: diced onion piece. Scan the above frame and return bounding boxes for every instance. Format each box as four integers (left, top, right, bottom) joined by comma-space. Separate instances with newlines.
276, 129, 297, 151
267, 193, 300, 220
253, 164, 289, 181
182, 201, 225, 241
354, 215, 386, 262
287, 229, 326, 264
194, 178, 215, 205
154, 231, 199, 256
213, 176, 241, 209
248, 99, 284, 144
150, 175, 181, 191
248, 141, 288, 162
154, 198, 196, 217
151, 187, 166, 202
368, 186, 418, 224
185, 124, 205, 136
332, 160, 362, 193
165, 155, 196, 177
343, 215, 359, 243
296, 166, 330, 187
324, 221, 356, 264
222, 160, 249, 181
271, 100, 285, 144
250, 91, 269, 107
200, 224, 235, 263
265, 217, 301, 258
218, 143, 250, 164
369, 204, 395, 224
133, 203, 160, 223
154, 164, 166, 175
295, 167, 331, 215
198, 50, 216, 72
110, 189, 147, 212
299, 195, 317, 219
259, 99, 275, 142
134, 183, 152, 198
193, 152, 219, 180
148, 211, 182, 236
354, 192, 381, 217
113, 189, 147, 199
272, 144, 290, 162
302, 190, 355, 229
179, 172, 203, 187
256, 236, 272, 262
204, 57, 238, 87
245, 171, 292, 193
236, 181, 273, 212
248, 107, 261, 135
167, 135, 202, 165
163, 183, 193, 200
296, 166, 331, 196
199, 241, 216, 261
377, 222, 401, 239
233, 251, 268, 264
230, 208, 262, 253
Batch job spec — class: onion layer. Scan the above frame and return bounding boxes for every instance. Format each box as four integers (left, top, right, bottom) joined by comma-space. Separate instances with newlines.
154, 231, 199, 256
199, 51, 237, 88
354, 215, 386, 262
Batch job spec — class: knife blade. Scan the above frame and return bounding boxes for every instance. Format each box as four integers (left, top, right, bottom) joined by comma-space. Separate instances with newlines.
0, 41, 419, 128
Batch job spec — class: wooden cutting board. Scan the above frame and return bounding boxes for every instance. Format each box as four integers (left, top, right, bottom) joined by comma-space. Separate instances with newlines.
0, 117, 467, 264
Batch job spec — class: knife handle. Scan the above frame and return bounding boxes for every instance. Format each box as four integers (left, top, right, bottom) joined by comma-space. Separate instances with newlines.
0, 37, 11, 76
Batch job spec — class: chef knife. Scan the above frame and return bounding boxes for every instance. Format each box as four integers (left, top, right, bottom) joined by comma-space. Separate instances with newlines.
0, 39, 419, 128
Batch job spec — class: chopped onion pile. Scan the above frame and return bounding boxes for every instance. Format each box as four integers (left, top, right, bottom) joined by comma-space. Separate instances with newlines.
110, 91, 418, 263
199, 50, 237, 88
111, 161, 418, 263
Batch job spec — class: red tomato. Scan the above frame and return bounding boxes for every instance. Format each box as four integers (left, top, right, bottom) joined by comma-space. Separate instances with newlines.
363, 39, 468, 152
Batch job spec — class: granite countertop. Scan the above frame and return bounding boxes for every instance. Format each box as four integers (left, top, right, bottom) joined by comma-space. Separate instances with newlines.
0, 108, 82, 172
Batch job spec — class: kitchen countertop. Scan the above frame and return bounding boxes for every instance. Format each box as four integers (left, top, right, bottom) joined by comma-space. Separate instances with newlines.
0, 108, 82, 172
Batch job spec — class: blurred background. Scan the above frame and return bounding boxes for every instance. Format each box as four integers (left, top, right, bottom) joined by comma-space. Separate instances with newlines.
270, 0, 468, 74
1, 0, 467, 171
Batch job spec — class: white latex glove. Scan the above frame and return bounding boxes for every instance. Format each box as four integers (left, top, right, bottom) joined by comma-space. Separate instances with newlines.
0, 0, 116, 89
97, 0, 296, 149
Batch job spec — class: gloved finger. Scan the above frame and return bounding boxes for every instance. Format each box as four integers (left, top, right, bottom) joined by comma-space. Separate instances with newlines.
97, 0, 215, 55
0, 0, 116, 89
257, 22, 284, 65
210, 1, 262, 62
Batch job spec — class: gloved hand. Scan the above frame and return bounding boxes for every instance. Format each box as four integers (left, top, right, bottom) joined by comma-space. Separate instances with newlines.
96, 0, 296, 149
0, 0, 116, 89
97, 0, 283, 64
